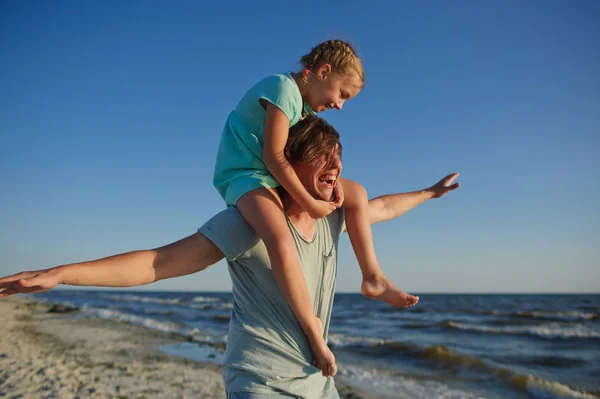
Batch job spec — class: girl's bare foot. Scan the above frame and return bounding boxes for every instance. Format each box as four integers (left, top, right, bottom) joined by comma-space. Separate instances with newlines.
361, 275, 419, 308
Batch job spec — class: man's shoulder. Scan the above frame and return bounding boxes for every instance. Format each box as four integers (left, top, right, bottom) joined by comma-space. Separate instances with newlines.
199, 208, 259, 262
200, 207, 246, 229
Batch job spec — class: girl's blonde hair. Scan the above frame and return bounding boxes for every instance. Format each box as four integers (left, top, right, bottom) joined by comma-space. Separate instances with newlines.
299, 40, 365, 87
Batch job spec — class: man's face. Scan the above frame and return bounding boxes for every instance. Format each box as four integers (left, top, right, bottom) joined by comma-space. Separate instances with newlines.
292, 152, 342, 202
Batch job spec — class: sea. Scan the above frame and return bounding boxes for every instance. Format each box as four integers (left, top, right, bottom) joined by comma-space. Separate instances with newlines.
31, 290, 600, 399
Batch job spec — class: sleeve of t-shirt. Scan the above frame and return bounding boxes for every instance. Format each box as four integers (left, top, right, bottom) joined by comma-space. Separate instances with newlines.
198, 208, 260, 262
257, 75, 300, 125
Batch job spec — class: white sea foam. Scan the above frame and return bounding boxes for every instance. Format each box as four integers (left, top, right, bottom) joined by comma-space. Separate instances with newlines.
447, 321, 600, 340
514, 311, 597, 322
84, 307, 182, 333
192, 296, 220, 303
101, 294, 183, 305
327, 333, 386, 348
525, 375, 598, 399
338, 364, 489, 399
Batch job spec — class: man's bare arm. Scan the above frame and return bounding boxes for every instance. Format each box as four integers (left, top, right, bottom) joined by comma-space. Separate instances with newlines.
0, 232, 224, 298
364, 173, 460, 227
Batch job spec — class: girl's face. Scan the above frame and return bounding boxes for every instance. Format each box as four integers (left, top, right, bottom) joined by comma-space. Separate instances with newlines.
306, 65, 362, 113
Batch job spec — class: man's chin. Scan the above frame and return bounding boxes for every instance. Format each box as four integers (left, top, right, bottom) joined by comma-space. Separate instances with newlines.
319, 189, 335, 202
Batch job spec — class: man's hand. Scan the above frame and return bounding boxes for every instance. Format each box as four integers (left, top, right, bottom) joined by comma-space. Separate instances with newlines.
426, 172, 460, 198
0, 268, 61, 299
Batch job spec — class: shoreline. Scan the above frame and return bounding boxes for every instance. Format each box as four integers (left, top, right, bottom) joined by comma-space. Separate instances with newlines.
0, 297, 373, 398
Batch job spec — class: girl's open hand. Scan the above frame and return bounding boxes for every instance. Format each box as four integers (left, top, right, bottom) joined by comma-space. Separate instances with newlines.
0, 269, 61, 299
306, 199, 337, 219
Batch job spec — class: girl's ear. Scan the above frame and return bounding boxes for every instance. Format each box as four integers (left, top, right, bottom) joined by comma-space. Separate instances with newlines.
317, 63, 332, 80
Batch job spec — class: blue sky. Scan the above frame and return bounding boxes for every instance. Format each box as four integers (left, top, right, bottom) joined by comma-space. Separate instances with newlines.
1, 1, 598, 293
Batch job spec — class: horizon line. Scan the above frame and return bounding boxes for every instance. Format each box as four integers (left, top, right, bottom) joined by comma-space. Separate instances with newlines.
38, 288, 600, 295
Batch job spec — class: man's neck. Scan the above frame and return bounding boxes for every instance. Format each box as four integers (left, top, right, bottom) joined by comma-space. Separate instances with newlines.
281, 192, 317, 238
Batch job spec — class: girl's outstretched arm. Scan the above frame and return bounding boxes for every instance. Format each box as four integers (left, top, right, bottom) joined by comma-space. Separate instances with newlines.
263, 104, 336, 218
0, 232, 224, 298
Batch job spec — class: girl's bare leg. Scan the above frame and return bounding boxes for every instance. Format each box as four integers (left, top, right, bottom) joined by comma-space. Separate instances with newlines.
339, 178, 419, 308
237, 187, 337, 376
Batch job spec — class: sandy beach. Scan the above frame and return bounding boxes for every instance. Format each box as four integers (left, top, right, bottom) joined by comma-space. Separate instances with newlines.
0, 298, 371, 399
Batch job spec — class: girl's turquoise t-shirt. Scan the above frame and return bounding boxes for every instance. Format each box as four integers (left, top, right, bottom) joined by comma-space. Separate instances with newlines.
213, 74, 314, 206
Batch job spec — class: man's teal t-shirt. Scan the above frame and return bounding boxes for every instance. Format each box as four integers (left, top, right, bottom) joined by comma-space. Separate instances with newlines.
199, 208, 344, 398
213, 74, 314, 206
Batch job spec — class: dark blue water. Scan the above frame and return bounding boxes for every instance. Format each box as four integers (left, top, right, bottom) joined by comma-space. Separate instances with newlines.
32, 290, 600, 399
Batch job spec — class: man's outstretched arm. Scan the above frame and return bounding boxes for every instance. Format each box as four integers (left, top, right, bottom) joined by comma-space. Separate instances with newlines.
0, 232, 224, 298
367, 173, 460, 225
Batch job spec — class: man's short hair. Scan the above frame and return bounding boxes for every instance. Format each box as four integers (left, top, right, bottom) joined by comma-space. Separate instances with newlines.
285, 116, 342, 168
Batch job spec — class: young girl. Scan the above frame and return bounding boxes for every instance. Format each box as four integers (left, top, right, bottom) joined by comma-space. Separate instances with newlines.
213, 40, 418, 377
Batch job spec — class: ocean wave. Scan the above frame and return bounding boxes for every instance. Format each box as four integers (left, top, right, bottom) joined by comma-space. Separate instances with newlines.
523, 355, 586, 368
192, 296, 220, 303
81, 307, 226, 344
381, 307, 597, 322
403, 323, 433, 329
524, 376, 598, 399
481, 309, 596, 321
101, 293, 183, 305
512, 311, 597, 322
443, 320, 600, 340
327, 333, 386, 348
188, 303, 215, 310
415, 346, 597, 399
329, 335, 440, 358
338, 365, 488, 399
329, 334, 597, 399
83, 307, 182, 333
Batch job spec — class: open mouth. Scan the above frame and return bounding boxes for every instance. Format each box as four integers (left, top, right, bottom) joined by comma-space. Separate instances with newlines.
318, 174, 337, 189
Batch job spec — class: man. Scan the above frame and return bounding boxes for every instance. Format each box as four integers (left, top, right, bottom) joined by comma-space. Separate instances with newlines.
0, 116, 459, 398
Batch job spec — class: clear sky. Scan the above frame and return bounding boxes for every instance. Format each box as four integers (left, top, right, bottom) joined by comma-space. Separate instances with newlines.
1, 1, 598, 293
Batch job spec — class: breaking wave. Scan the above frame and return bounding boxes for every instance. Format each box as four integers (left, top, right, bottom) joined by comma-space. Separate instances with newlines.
443, 320, 600, 340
